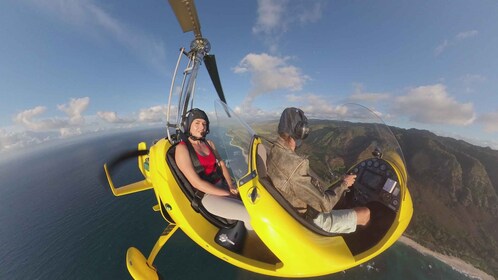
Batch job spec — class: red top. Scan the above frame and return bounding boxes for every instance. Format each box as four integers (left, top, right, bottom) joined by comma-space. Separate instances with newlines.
179, 141, 217, 176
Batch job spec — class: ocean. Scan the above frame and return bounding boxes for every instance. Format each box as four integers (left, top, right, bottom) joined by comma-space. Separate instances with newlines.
0, 128, 475, 280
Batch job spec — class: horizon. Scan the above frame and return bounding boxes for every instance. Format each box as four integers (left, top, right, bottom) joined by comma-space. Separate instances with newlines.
1, 0, 498, 152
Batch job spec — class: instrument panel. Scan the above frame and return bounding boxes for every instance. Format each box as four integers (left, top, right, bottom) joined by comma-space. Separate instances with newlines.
349, 158, 401, 212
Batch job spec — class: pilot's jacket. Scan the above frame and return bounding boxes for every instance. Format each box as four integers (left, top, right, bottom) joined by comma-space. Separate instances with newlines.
267, 138, 350, 214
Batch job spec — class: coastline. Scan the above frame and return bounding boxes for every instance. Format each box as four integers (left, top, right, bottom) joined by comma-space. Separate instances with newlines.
398, 236, 494, 280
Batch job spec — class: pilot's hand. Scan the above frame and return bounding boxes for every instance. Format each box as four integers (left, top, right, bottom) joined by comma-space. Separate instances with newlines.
343, 174, 357, 188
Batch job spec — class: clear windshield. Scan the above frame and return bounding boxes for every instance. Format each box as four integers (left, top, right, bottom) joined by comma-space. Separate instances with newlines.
212, 101, 255, 183
212, 102, 406, 188
300, 103, 407, 186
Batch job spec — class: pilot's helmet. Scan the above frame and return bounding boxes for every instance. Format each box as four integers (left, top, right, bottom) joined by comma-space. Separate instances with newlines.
278, 107, 310, 140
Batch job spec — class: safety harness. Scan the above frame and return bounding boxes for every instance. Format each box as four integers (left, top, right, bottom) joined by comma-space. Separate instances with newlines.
181, 134, 224, 184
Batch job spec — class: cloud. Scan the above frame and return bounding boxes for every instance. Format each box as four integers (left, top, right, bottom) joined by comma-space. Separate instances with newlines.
57, 97, 89, 125
13, 97, 90, 133
3, 97, 182, 152
434, 40, 449, 56
234, 53, 309, 108
461, 74, 486, 84
286, 93, 348, 118
253, 0, 324, 52
232, 92, 348, 121
253, 0, 288, 36
456, 30, 478, 40
5, 97, 91, 151
477, 111, 498, 132
14, 106, 68, 131
392, 84, 476, 125
349, 84, 390, 103
138, 105, 167, 123
434, 30, 478, 56
97, 111, 133, 124
461, 74, 487, 93
60, 127, 82, 138
29, 0, 167, 72
0, 129, 22, 151
0, 129, 58, 152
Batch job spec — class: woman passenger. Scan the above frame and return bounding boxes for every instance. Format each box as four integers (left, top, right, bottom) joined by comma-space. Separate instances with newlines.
175, 108, 252, 230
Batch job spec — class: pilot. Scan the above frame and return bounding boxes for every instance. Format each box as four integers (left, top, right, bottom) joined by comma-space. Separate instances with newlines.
267, 107, 370, 233
175, 108, 252, 230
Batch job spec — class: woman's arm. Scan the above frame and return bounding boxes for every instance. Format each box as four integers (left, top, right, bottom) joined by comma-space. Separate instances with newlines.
207, 140, 238, 195
175, 143, 230, 196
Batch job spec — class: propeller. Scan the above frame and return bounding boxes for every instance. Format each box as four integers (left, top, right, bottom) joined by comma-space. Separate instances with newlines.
106, 149, 149, 171
169, 0, 227, 105
102, 149, 149, 190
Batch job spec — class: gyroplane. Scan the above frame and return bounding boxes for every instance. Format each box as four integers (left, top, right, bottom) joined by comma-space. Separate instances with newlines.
103, 0, 413, 279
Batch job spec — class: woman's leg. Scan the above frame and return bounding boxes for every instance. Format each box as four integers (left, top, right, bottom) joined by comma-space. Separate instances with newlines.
202, 194, 253, 230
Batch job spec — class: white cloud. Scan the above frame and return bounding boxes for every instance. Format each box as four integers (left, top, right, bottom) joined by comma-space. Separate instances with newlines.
456, 30, 478, 40
349, 84, 390, 103
461, 74, 487, 93
11, 97, 91, 145
29, 0, 167, 72
138, 105, 167, 123
434, 30, 478, 56
253, 0, 288, 36
461, 74, 486, 84
60, 127, 82, 138
234, 53, 308, 108
253, 0, 324, 52
477, 111, 498, 132
297, 2, 323, 24
0, 129, 57, 152
14, 106, 68, 131
284, 93, 348, 119
2, 98, 180, 152
392, 84, 476, 125
57, 97, 89, 125
97, 111, 133, 124
233, 92, 347, 121
434, 40, 449, 56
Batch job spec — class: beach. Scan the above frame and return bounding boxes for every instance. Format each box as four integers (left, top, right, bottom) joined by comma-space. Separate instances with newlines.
398, 236, 495, 280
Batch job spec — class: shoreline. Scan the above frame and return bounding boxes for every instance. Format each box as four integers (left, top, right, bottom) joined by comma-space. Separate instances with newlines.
398, 236, 494, 280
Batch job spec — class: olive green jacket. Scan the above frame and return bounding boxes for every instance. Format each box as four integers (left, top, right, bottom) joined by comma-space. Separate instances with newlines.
267, 139, 349, 213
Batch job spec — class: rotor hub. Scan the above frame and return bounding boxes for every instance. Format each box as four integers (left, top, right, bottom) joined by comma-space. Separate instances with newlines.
190, 37, 211, 54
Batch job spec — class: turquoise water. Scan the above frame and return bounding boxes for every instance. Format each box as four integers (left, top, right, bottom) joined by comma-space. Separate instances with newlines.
0, 129, 475, 279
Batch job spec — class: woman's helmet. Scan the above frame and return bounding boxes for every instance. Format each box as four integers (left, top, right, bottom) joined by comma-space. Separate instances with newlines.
182, 108, 210, 137
278, 107, 310, 140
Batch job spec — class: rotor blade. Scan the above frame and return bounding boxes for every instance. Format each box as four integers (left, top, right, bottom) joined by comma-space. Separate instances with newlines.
168, 0, 202, 38
204, 54, 227, 104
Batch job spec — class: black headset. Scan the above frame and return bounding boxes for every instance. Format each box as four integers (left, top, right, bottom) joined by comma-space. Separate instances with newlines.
294, 119, 310, 140
278, 107, 311, 140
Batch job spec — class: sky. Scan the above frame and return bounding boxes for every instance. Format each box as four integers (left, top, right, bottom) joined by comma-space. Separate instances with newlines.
1, 0, 498, 153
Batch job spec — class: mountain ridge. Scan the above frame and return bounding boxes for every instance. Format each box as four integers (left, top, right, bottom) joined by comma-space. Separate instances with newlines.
390, 127, 497, 276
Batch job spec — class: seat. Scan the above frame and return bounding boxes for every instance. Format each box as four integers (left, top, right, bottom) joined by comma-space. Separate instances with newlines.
166, 142, 234, 229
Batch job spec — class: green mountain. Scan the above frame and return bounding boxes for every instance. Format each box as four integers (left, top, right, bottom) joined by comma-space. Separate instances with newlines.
394, 127, 498, 277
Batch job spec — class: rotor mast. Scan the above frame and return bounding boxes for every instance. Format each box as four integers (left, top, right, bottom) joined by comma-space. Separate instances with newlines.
168, 0, 211, 134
